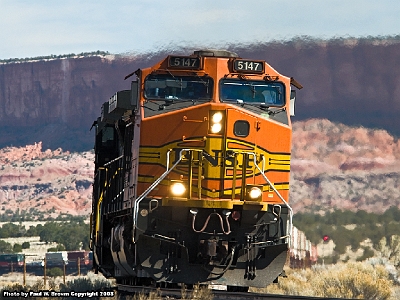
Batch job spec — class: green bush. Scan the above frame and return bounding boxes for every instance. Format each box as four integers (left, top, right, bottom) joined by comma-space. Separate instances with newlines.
293, 207, 400, 258
47, 267, 64, 277
21, 241, 30, 249
357, 247, 375, 262
47, 244, 66, 252
0, 240, 12, 253
12, 243, 22, 253
0, 217, 89, 252
59, 276, 111, 293
38, 219, 89, 250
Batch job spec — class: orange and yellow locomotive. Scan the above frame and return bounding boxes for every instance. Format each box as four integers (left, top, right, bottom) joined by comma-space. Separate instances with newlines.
90, 50, 302, 290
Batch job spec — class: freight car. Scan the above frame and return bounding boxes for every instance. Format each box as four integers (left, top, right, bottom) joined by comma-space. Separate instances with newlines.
67, 250, 91, 270
90, 49, 302, 291
45, 251, 68, 268
289, 226, 318, 269
0, 253, 24, 272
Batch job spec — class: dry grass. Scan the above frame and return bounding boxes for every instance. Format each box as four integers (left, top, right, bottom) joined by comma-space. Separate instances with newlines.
0, 271, 111, 288
0, 271, 114, 295
2, 262, 397, 299
128, 285, 213, 300
252, 262, 395, 300
0, 272, 214, 300
181, 284, 213, 300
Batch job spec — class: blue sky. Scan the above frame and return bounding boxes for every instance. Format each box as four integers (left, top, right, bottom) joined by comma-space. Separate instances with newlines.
1, 0, 400, 59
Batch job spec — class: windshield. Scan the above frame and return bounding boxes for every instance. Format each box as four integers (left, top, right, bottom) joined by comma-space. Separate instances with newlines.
144, 74, 214, 101
220, 78, 285, 107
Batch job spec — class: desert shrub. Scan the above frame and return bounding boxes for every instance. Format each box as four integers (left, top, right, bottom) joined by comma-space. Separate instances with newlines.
258, 268, 315, 296
0, 281, 50, 300
318, 253, 339, 265
38, 220, 89, 250
0, 283, 28, 300
30, 279, 46, 291
0, 275, 113, 299
0, 240, 12, 253
127, 284, 213, 300
47, 267, 63, 277
47, 244, 66, 252
377, 235, 400, 263
21, 241, 30, 249
313, 263, 391, 299
294, 207, 400, 255
0, 223, 24, 238
132, 289, 162, 300
356, 246, 375, 261
13, 243, 22, 253
181, 284, 213, 300
259, 262, 392, 299
59, 275, 112, 293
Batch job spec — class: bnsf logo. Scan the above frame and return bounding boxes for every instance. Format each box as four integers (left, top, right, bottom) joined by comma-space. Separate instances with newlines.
171, 148, 263, 169
139, 138, 290, 173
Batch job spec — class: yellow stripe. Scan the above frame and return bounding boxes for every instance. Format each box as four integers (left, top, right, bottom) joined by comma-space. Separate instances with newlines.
94, 168, 122, 243
138, 137, 290, 200
139, 139, 290, 177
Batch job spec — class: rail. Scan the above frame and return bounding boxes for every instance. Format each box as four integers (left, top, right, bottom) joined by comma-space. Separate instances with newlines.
117, 285, 353, 300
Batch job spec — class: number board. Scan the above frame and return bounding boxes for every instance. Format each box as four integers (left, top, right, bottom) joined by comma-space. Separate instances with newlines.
233, 59, 264, 73
168, 56, 201, 69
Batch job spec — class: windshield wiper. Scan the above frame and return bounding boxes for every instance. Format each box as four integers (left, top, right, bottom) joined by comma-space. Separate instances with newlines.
159, 99, 201, 110
166, 69, 176, 79
261, 106, 286, 116
191, 72, 209, 86
191, 72, 210, 93
226, 99, 286, 115
249, 84, 256, 98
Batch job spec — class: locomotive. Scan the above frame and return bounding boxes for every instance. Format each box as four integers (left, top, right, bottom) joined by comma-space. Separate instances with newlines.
90, 50, 302, 291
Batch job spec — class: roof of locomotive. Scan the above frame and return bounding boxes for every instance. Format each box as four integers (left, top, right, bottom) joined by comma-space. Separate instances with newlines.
192, 49, 239, 58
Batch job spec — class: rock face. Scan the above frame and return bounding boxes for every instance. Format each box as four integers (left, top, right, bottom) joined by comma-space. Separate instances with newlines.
0, 120, 398, 217
0, 142, 93, 217
0, 55, 140, 151
1, 38, 400, 151
290, 119, 400, 213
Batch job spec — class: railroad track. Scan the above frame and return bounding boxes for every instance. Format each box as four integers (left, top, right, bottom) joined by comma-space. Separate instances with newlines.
117, 284, 355, 300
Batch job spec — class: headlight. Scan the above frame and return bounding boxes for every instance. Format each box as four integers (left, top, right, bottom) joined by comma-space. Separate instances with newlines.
210, 123, 222, 134
247, 186, 263, 201
170, 182, 186, 196
212, 112, 223, 123
209, 111, 224, 134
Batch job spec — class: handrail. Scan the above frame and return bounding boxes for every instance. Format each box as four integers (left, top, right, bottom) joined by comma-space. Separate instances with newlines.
104, 155, 124, 167
182, 116, 208, 123
131, 148, 292, 245
132, 148, 200, 242
229, 150, 292, 245
250, 152, 293, 246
